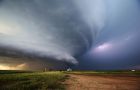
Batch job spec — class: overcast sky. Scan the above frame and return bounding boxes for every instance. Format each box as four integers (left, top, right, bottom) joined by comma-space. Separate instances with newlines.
0, 0, 140, 70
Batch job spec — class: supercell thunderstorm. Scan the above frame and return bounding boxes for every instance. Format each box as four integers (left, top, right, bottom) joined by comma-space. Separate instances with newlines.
1, 0, 140, 70
0, 0, 106, 70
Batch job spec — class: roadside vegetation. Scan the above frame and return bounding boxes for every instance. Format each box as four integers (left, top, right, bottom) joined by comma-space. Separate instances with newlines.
0, 71, 66, 90
65, 70, 140, 76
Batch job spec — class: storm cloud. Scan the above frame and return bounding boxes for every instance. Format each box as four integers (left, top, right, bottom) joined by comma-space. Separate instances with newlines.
1, 0, 139, 70
0, 0, 106, 69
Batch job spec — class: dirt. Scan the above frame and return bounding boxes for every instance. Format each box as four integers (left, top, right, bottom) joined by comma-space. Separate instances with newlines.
64, 74, 140, 90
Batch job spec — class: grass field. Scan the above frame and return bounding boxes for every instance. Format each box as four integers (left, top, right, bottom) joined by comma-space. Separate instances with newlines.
0, 70, 140, 90
0, 71, 66, 90
65, 70, 140, 76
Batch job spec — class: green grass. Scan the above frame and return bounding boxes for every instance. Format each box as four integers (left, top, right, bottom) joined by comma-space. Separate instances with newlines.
65, 70, 140, 76
0, 71, 66, 90
0, 70, 33, 74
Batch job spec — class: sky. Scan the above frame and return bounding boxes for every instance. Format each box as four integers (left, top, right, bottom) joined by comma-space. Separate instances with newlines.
0, 0, 140, 70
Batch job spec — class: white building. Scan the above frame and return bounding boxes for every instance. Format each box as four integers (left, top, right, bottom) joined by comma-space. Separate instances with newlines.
67, 68, 72, 71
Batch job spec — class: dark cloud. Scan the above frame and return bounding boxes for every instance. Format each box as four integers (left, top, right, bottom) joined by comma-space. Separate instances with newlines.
0, 0, 139, 70
74, 0, 140, 70
0, 0, 105, 70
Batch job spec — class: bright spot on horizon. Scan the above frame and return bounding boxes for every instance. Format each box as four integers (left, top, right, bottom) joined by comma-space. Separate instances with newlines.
0, 63, 27, 70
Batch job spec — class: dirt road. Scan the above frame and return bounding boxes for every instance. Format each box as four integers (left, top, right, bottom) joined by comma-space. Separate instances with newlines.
65, 74, 140, 90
